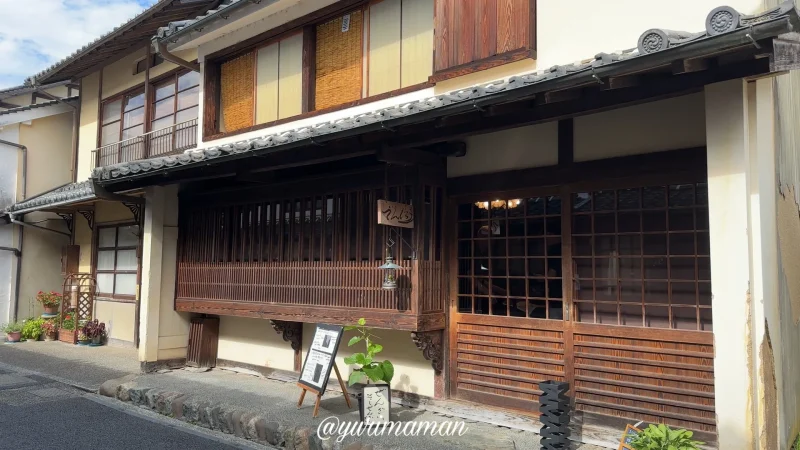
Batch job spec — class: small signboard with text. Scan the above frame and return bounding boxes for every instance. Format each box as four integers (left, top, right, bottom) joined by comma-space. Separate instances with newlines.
298, 324, 344, 394
377, 199, 414, 228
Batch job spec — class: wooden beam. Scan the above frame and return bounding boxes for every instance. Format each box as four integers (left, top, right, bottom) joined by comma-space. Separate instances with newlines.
301, 25, 316, 113
602, 75, 641, 90
377, 147, 444, 166
535, 88, 582, 105
0, 101, 18, 109
202, 60, 220, 138
671, 58, 710, 74
557, 119, 574, 167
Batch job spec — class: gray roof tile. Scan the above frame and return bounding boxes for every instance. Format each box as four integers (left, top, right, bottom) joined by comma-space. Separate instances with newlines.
0, 97, 78, 117
5, 181, 95, 215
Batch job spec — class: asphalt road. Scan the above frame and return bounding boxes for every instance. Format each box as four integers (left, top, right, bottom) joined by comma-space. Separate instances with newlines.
0, 363, 264, 450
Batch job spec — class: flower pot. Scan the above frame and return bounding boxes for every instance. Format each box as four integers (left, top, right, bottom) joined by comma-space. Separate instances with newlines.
357, 383, 391, 425
91, 335, 102, 345
25, 335, 40, 342
58, 329, 77, 344
43, 306, 59, 315
6, 331, 21, 343
43, 332, 56, 342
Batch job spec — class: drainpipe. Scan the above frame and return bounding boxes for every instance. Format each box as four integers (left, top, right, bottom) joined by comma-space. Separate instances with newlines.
0, 139, 26, 322
8, 214, 71, 238
152, 38, 200, 72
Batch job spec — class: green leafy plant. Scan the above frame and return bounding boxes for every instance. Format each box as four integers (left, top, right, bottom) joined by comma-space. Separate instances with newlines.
61, 312, 75, 331
343, 318, 394, 386
2, 321, 23, 333
630, 424, 704, 450
21, 318, 44, 341
41, 320, 58, 335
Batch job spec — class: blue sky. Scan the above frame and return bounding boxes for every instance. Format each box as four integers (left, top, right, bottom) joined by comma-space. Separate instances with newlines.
0, 0, 158, 88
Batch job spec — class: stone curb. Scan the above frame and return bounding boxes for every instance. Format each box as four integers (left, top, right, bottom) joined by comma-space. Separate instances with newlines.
104, 379, 374, 450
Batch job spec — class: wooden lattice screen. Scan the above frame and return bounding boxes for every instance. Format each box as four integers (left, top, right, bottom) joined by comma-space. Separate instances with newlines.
220, 51, 255, 132
315, 10, 363, 110
176, 169, 446, 315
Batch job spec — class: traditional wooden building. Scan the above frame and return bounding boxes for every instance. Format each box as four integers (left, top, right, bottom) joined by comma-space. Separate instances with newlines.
8, 0, 800, 448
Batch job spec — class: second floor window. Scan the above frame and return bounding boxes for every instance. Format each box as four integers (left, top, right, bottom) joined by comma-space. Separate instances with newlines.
101, 91, 145, 147
150, 71, 200, 154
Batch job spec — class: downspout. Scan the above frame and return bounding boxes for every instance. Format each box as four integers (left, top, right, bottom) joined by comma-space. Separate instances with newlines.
8, 215, 71, 238
0, 139, 25, 322
152, 38, 199, 73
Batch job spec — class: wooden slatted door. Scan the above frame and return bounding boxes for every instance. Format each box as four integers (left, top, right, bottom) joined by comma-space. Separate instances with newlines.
451, 194, 567, 413
451, 182, 717, 441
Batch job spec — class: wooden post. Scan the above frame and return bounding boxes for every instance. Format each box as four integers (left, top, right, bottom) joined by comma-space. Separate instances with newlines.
333, 363, 352, 408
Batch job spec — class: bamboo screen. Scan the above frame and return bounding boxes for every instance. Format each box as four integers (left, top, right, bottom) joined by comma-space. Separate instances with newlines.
220, 52, 255, 132
315, 10, 363, 110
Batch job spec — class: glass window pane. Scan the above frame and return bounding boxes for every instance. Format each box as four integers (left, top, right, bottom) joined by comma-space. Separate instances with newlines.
178, 71, 200, 91
155, 82, 175, 101
123, 106, 144, 127
114, 274, 137, 295
153, 97, 175, 120
97, 273, 114, 294
98, 228, 116, 247
151, 116, 174, 132
122, 124, 144, 140
101, 123, 120, 146
124, 93, 145, 111
97, 250, 115, 270
102, 100, 122, 124
176, 106, 199, 123
177, 86, 199, 109
116, 250, 138, 270
118, 226, 139, 246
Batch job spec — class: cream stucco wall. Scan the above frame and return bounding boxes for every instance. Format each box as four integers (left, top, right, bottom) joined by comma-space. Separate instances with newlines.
15, 111, 76, 320
76, 70, 100, 181
74, 216, 92, 273
217, 317, 296, 371
574, 93, 707, 162
95, 300, 136, 344
95, 200, 134, 223
301, 324, 435, 398
157, 188, 189, 361
102, 46, 198, 100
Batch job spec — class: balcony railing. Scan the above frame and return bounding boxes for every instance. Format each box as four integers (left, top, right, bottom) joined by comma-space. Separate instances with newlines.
92, 119, 198, 168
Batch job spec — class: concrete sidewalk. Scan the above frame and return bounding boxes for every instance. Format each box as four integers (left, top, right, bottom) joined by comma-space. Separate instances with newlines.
0, 341, 138, 390
0, 341, 605, 450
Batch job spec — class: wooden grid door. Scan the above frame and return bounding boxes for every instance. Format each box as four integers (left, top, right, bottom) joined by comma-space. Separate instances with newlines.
450, 195, 568, 413
450, 183, 717, 440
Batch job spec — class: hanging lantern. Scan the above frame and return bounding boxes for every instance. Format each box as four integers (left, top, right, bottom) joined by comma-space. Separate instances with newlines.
379, 255, 401, 290
70, 285, 79, 309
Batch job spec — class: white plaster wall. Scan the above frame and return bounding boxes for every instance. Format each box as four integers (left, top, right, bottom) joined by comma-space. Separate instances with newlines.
95, 300, 136, 344
217, 317, 295, 371
157, 188, 190, 361
301, 324, 435, 398
0, 125, 19, 325
574, 94, 707, 162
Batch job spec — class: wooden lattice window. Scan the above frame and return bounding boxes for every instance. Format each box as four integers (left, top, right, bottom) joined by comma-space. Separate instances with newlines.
571, 183, 712, 331
314, 10, 363, 110
95, 224, 140, 301
456, 196, 563, 319
179, 184, 441, 264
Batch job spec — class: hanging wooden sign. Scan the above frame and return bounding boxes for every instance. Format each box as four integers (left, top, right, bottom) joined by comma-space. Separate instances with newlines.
377, 199, 414, 228
297, 324, 352, 417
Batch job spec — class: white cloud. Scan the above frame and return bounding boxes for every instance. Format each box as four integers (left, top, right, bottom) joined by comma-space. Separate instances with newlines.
0, 0, 158, 88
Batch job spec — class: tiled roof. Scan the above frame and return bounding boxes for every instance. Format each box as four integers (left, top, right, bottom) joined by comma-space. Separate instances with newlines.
155, 0, 251, 43
26, 0, 216, 86
0, 97, 78, 116
95, 1, 799, 183
0, 80, 73, 100
5, 181, 95, 215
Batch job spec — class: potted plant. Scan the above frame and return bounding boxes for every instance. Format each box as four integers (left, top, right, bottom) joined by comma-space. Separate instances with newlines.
21, 318, 44, 342
3, 322, 24, 342
41, 320, 58, 341
36, 290, 62, 316
58, 312, 77, 344
629, 424, 704, 450
81, 319, 106, 346
344, 318, 394, 424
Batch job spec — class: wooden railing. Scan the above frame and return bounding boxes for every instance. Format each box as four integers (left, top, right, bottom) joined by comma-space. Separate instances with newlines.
92, 119, 198, 168
176, 259, 446, 331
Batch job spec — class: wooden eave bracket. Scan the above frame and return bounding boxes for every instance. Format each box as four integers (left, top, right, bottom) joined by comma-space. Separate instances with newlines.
270, 320, 302, 351
411, 330, 444, 374
78, 210, 94, 230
